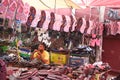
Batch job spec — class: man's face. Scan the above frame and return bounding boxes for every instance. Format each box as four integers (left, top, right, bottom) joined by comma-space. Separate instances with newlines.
38, 44, 44, 51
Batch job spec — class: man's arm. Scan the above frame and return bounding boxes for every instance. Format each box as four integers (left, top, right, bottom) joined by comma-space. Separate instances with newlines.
41, 51, 49, 64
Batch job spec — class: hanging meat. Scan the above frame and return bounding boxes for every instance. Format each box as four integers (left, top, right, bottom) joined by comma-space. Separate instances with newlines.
53, 14, 62, 31
60, 15, 66, 32
48, 12, 55, 30
71, 15, 77, 32
42, 11, 51, 30
87, 20, 94, 34
31, 9, 41, 27
80, 18, 86, 33
84, 20, 89, 34
64, 16, 71, 32
5, 0, 17, 20
110, 21, 119, 35
117, 22, 120, 34
26, 6, 36, 27
0, 0, 9, 14
16, 0, 24, 21
37, 10, 46, 28
99, 23, 104, 36
91, 20, 99, 35
69, 15, 74, 32
22, 3, 30, 23
74, 17, 83, 32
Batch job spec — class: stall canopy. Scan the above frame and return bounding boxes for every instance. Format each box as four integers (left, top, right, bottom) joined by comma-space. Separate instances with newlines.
22, 0, 120, 10
21, 0, 120, 19
22, 0, 81, 16
22, 0, 81, 10
73, 0, 120, 7
73, 0, 120, 19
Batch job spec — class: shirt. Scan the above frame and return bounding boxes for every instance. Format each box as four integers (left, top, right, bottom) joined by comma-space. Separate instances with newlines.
33, 50, 49, 64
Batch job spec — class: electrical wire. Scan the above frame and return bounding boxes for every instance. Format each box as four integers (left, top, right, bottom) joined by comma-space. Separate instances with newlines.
64, 0, 77, 16
64, 0, 71, 8
54, 0, 56, 13
38, 0, 99, 20
39, 0, 51, 9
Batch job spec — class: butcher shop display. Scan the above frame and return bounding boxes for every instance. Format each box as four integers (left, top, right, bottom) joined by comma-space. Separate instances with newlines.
6, 62, 110, 80
1, 0, 120, 79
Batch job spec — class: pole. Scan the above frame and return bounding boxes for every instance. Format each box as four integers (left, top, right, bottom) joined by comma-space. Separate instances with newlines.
96, 6, 105, 61
13, 0, 21, 61
54, 0, 56, 13
16, 38, 20, 61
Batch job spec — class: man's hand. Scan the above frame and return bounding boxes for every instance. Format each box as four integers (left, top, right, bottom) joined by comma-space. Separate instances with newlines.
33, 49, 38, 53
37, 53, 41, 59
32, 49, 42, 59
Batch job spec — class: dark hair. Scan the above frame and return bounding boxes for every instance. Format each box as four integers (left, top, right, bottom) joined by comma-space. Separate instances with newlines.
31, 44, 39, 52
38, 42, 47, 50
31, 42, 46, 52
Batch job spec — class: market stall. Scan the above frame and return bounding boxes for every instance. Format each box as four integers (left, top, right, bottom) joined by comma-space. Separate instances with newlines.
0, 0, 120, 80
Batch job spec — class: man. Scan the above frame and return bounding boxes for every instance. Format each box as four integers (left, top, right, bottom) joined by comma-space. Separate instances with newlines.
32, 43, 49, 64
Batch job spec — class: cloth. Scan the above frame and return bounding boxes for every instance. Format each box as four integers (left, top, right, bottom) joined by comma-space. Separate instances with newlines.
33, 50, 49, 64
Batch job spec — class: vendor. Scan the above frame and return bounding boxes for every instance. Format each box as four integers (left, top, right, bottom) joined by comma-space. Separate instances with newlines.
31, 42, 49, 64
